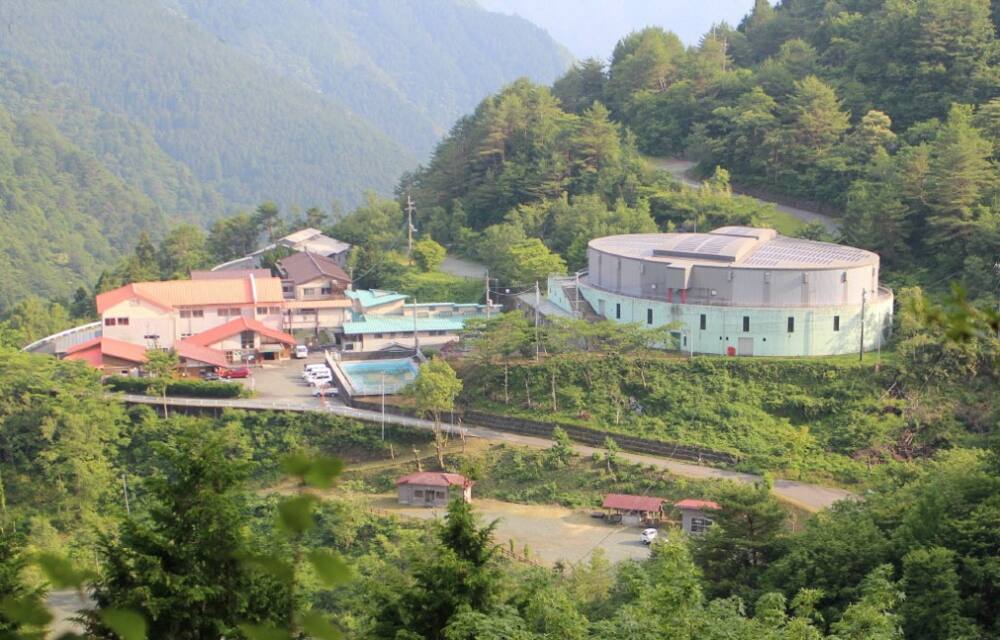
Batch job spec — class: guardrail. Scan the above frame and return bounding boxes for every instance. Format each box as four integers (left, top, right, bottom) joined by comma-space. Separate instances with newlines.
347, 399, 738, 466
117, 393, 737, 467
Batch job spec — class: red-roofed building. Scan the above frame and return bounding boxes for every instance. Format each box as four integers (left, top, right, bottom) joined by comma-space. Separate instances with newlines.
602, 494, 666, 525
183, 317, 297, 364
95, 274, 287, 353
674, 499, 721, 535
396, 472, 472, 507
64, 337, 149, 372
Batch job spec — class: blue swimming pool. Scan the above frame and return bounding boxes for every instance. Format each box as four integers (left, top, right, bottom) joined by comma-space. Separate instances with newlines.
339, 358, 419, 396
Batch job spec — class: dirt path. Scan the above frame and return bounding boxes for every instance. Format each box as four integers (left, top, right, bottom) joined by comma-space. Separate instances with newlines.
363, 495, 653, 566
648, 157, 840, 233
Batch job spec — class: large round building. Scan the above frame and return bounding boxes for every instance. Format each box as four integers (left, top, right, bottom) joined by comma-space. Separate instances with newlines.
547, 226, 893, 357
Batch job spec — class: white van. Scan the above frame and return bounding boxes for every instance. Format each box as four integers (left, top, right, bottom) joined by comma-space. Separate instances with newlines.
302, 363, 329, 378
294, 345, 309, 359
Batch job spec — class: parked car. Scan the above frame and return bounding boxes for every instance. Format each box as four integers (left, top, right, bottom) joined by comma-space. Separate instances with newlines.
302, 363, 330, 378
294, 345, 309, 359
220, 367, 251, 379
312, 387, 337, 397
308, 374, 333, 387
640, 528, 658, 545
200, 370, 220, 381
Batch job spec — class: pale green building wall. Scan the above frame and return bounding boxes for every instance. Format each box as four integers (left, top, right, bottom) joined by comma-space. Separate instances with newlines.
572, 282, 893, 357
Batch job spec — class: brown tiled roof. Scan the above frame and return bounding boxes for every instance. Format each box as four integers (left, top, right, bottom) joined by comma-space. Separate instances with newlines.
602, 494, 666, 512
278, 251, 350, 287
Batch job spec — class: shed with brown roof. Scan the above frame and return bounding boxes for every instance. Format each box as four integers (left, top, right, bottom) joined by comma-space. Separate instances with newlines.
396, 472, 472, 507
602, 494, 666, 525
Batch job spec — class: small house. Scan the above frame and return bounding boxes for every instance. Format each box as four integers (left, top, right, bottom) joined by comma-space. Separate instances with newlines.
674, 499, 721, 534
396, 472, 472, 507
602, 494, 666, 526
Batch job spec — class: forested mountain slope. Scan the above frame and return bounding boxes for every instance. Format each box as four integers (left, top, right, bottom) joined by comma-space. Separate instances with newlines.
0, 60, 226, 222
167, 0, 573, 157
407, 0, 1000, 294
0, 104, 165, 309
0, 0, 571, 209
0, 0, 412, 209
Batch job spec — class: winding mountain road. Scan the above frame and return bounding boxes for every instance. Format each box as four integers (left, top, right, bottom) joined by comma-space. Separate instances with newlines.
119, 394, 852, 512
649, 157, 840, 233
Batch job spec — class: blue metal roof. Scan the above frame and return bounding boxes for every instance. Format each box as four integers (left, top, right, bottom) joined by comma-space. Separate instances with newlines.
342, 314, 482, 335
345, 289, 408, 308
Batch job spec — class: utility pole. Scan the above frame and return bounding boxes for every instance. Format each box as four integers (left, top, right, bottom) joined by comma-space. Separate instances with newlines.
859, 288, 867, 362
381, 371, 386, 441
412, 296, 420, 355
485, 270, 491, 320
574, 271, 581, 319
405, 193, 416, 258
534, 281, 541, 361
122, 473, 131, 516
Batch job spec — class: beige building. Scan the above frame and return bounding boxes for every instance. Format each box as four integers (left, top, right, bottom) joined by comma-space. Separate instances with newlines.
396, 472, 472, 507
87, 273, 295, 370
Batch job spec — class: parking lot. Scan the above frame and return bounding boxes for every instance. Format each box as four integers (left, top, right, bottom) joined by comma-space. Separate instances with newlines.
238, 352, 342, 405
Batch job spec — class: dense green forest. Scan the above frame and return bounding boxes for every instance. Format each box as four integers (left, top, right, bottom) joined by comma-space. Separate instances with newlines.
403, 0, 1000, 295
0, 104, 168, 310
169, 0, 572, 157
0, 0, 571, 312
1, 336, 998, 639
0, 0, 570, 208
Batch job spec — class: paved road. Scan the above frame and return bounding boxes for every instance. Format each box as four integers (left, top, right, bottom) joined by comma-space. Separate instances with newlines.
648, 157, 840, 233
119, 394, 852, 511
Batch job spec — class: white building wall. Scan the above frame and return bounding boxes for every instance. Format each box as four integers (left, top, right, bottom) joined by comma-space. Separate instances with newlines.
577, 283, 893, 357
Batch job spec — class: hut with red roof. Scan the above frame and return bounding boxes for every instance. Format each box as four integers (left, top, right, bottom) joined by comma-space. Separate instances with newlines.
396, 472, 472, 507
601, 494, 666, 526
674, 499, 721, 534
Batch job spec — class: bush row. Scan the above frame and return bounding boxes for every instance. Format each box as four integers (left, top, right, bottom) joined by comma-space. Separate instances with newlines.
105, 375, 248, 398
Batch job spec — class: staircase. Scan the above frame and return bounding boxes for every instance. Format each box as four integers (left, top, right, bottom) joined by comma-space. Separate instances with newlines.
561, 283, 602, 321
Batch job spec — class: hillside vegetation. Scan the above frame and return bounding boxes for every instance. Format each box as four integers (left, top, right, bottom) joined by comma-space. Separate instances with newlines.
170, 0, 573, 157
0, 104, 166, 309
403, 0, 1000, 294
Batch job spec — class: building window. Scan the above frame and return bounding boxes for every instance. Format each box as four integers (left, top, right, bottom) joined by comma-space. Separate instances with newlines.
374, 333, 384, 339
414, 490, 424, 498
192, 309, 203, 318
303, 288, 317, 296
257, 307, 268, 315
180, 310, 191, 318
104, 318, 116, 326
833, 316, 840, 331
218, 309, 228, 317
690, 517, 713, 533
269, 307, 281, 314
321, 287, 332, 295
117, 317, 129, 326
229, 308, 241, 316
699, 314, 706, 330
240, 331, 255, 349
787, 317, 795, 333
646, 309, 653, 325
615, 303, 621, 319
742, 316, 750, 332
